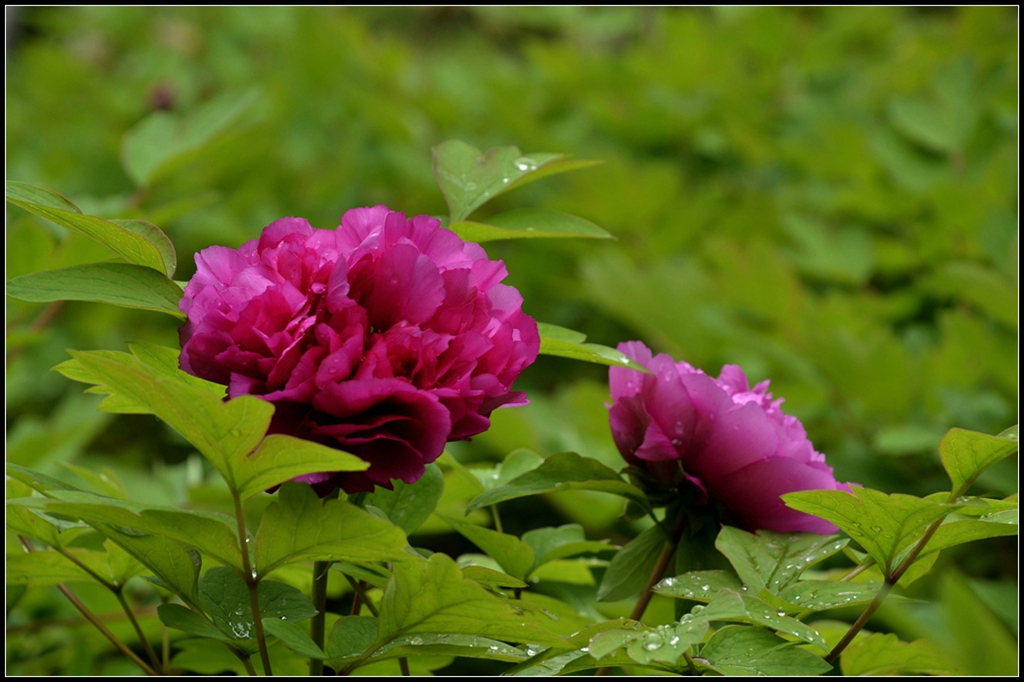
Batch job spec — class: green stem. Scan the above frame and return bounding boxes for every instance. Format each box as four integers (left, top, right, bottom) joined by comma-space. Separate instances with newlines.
344, 574, 379, 617
115, 589, 163, 672
19, 537, 159, 675
233, 493, 273, 676
309, 560, 331, 676
595, 506, 689, 676
826, 487, 965, 665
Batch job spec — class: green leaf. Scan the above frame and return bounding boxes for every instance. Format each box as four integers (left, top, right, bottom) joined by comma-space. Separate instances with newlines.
199, 567, 260, 649
690, 589, 829, 652
364, 464, 444, 535
38, 490, 243, 570
126, 342, 225, 396
776, 580, 887, 611
698, 625, 833, 676
520, 524, 613, 573
122, 89, 259, 187
370, 634, 528, 664
841, 633, 959, 676
158, 603, 233, 642
54, 350, 273, 489
102, 525, 201, 606
714, 527, 848, 594
237, 434, 368, 501
940, 572, 1018, 675
538, 323, 651, 371
590, 620, 709, 667
5, 549, 100, 586
377, 553, 565, 647
326, 615, 378, 661
440, 514, 535, 580
448, 208, 611, 243
257, 579, 320, 622
110, 219, 177, 276
654, 569, 743, 600
782, 487, 957, 574
6, 502, 91, 548
432, 140, 599, 222
262, 618, 326, 659
461, 565, 529, 592
254, 482, 409, 576
6, 181, 169, 274
939, 427, 1019, 496
597, 523, 667, 602
466, 451, 649, 514
6, 263, 185, 318
915, 501, 1018, 560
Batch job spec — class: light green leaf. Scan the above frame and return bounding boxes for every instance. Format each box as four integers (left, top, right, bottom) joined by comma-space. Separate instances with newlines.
698, 625, 833, 676
236, 434, 368, 501
654, 569, 743, 601
6, 181, 169, 274
691, 590, 828, 652
432, 140, 600, 222
6, 501, 91, 548
461, 565, 529, 591
538, 323, 651, 371
38, 490, 242, 570
776, 580, 887, 611
521, 524, 613, 572
126, 342, 225, 396
6, 263, 185, 318
254, 482, 409, 576
5, 549, 100, 586
597, 523, 667, 602
590, 620, 709, 667
466, 451, 649, 514
110, 219, 177, 276
377, 553, 565, 647
370, 633, 528, 664
782, 487, 957, 573
714, 526, 848, 594
122, 89, 259, 187
364, 464, 444, 535
939, 427, 1019, 496
262, 618, 326, 659
440, 514, 535, 581
448, 208, 611, 243
841, 633, 959, 676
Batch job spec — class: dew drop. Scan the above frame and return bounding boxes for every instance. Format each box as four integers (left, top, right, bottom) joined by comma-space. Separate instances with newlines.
410, 636, 423, 646
580, 646, 589, 653
776, 609, 786, 616
740, 585, 749, 591
700, 584, 710, 591
669, 636, 680, 646
526, 648, 537, 656
643, 640, 663, 651
690, 605, 705, 614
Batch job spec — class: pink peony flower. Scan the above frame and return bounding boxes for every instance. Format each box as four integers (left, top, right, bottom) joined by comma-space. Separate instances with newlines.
608, 341, 853, 534
179, 206, 539, 493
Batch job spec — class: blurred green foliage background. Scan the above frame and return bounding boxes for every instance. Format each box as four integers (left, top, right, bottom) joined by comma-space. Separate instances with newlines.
6, 6, 1017, 675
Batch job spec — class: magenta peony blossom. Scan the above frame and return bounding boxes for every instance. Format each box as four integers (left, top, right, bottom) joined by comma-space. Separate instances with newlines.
608, 341, 853, 534
179, 206, 539, 493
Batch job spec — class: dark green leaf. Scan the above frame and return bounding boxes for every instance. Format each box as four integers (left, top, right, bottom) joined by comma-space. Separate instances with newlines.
158, 603, 233, 642
598, 523, 667, 602
777, 580, 887, 611
521, 524, 613, 572
5, 549, 100, 586
326, 615, 378, 662
6, 263, 185, 317
466, 451, 649, 514
371, 634, 528, 664
262, 618, 326, 659
654, 569, 743, 601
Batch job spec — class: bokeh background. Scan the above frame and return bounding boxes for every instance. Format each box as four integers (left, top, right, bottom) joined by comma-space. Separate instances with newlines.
6, 6, 1018, 675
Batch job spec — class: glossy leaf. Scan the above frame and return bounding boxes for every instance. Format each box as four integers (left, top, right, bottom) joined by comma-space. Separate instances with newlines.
466, 451, 649, 514
370, 634, 528, 665
777, 580, 887, 611
364, 463, 444, 535
782, 487, 957, 573
697, 625, 833, 676
538, 323, 651, 371
448, 208, 611, 243
714, 526, 848, 594
690, 589, 828, 652
158, 603, 233, 642
6, 263, 185, 317
254, 482, 409, 576
376, 553, 565, 647
654, 569, 743, 601
262, 618, 326, 659
236, 434, 368, 501
432, 140, 598, 222
6, 181, 169, 274
939, 427, 1019, 495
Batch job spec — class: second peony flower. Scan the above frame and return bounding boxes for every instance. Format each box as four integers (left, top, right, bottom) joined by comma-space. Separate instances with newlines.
608, 341, 853, 534
179, 206, 540, 493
